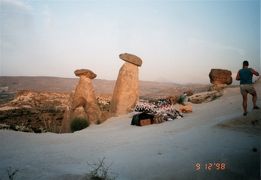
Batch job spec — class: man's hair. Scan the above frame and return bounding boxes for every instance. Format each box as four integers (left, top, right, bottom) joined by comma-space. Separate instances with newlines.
243, 60, 249, 67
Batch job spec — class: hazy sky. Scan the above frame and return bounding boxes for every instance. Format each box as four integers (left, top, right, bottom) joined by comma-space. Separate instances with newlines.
0, 0, 260, 84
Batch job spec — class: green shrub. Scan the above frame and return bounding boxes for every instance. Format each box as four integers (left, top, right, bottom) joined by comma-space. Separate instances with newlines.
70, 117, 89, 132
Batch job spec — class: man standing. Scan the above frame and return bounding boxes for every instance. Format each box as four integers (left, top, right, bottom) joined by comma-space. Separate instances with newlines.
236, 60, 259, 116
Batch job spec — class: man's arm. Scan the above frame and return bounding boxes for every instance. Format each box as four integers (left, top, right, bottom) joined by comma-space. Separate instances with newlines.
251, 68, 259, 76
236, 71, 240, 80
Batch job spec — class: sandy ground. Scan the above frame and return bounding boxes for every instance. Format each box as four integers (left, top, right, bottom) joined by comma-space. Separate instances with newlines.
0, 80, 260, 180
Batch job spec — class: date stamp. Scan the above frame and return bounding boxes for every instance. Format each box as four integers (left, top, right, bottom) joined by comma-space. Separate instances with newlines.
194, 162, 226, 171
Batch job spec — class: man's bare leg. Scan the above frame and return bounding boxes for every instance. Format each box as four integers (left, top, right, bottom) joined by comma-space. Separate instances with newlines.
242, 93, 248, 115
251, 92, 260, 109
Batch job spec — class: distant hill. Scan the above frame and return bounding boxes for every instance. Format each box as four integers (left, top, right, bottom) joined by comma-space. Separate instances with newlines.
0, 76, 210, 98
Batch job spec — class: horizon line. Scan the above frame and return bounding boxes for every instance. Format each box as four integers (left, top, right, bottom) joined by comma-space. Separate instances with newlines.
0, 75, 211, 85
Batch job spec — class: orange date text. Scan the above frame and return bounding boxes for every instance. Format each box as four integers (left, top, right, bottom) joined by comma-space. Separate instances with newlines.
195, 162, 226, 171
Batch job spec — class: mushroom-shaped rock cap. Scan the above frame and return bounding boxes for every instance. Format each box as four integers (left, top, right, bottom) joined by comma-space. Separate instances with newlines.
74, 69, 97, 79
119, 53, 142, 66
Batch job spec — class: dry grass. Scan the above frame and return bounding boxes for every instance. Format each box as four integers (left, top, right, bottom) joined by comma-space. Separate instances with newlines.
6, 167, 19, 180
84, 158, 117, 180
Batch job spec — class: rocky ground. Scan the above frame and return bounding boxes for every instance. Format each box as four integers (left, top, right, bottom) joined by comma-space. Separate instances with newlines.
0, 91, 69, 133
0, 92, 16, 104
0, 90, 112, 133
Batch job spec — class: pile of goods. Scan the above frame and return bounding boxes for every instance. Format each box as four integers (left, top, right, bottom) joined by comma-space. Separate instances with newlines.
132, 99, 183, 126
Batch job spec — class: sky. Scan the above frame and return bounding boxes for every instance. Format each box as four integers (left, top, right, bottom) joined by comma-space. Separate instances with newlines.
0, 0, 260, 84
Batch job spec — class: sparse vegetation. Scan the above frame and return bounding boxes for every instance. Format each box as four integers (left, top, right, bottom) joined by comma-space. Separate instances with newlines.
85, 158, 117, 180
70, 117, 89, 132
6, 167, 19, 180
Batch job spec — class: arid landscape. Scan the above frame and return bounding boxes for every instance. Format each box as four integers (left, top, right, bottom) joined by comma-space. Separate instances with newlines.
0, 75, 260, 180
1, 0, 260, 179
0, 77, 209, 133
0, 76, 211, 133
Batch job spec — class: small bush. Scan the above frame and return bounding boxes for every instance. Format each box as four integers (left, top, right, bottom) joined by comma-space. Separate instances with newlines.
70, 117, 89, 132
6, 167, 19, 180
85, 158, 117, 180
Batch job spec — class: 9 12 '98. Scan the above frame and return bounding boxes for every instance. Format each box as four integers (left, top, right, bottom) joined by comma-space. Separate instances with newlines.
195, 162, 226, 171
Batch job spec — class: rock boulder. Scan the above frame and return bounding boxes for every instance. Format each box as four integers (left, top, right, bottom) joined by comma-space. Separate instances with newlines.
119, 53, 142, 66
188, 91, 223, 104
74, 69, 97, 79
209, 69, 232, 85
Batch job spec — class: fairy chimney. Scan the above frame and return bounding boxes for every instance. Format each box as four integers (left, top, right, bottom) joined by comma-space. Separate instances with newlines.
110, 53, 143, 116
61, 69, 102, 133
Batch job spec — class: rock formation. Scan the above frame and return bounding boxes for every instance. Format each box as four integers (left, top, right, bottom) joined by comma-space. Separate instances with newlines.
72, 69, 103, 122
188, 90, 223, 104
209, 84, 228, 91
209, 69, 232, 92
110, 53, 142, 116
209, 69, 232, 85
119, 53, 142, 66
61, 69, 102, 133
